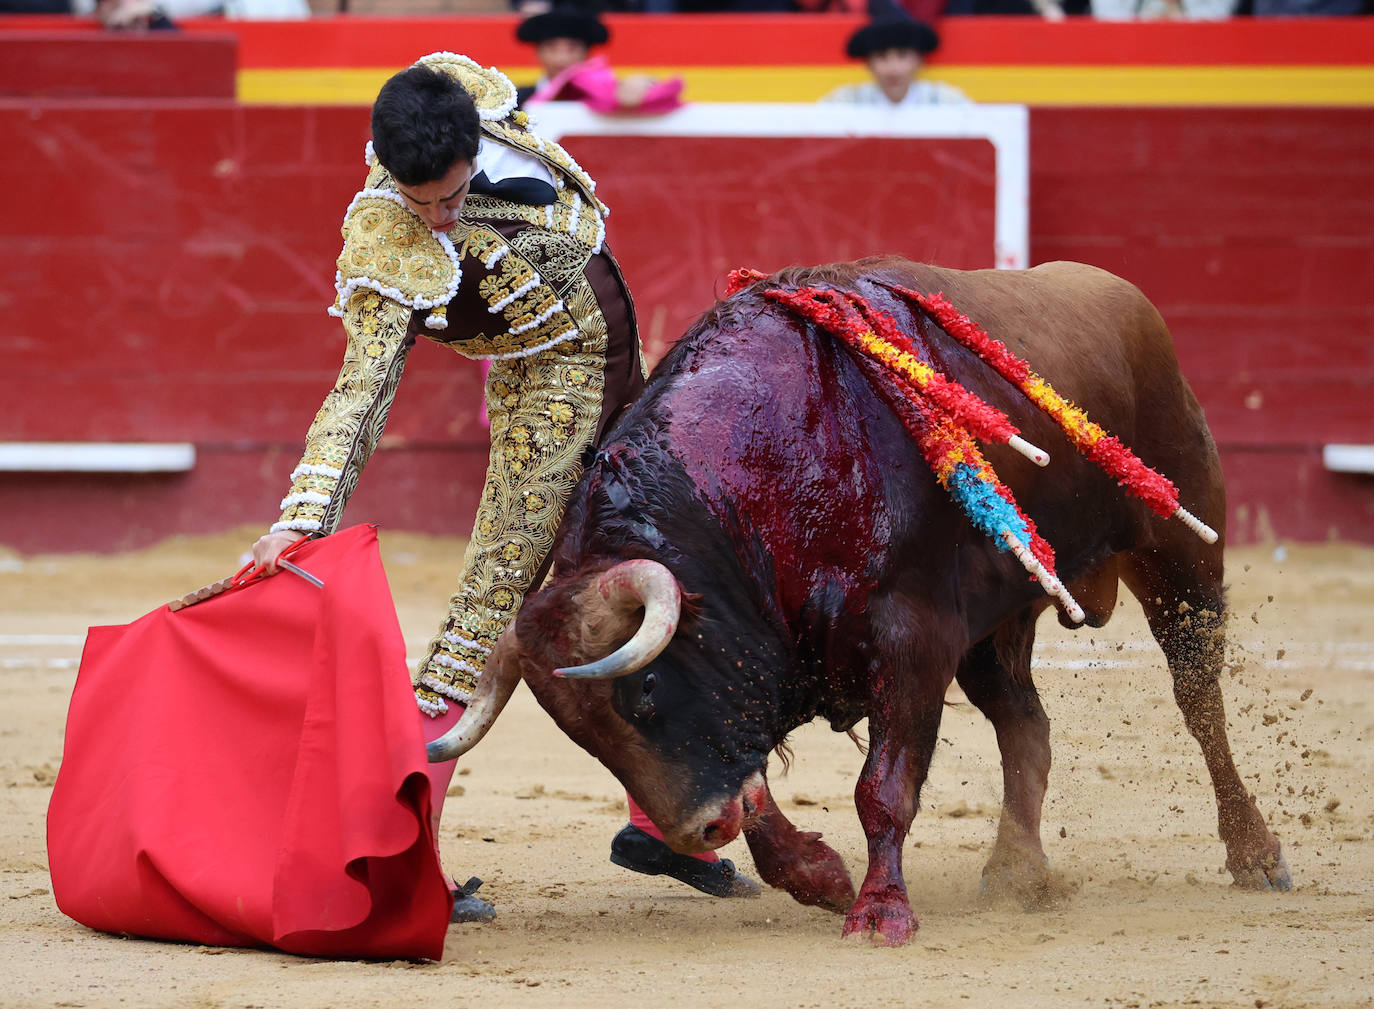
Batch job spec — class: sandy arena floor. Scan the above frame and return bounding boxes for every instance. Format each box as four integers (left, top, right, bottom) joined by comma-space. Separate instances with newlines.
1, 528, 1371, 1009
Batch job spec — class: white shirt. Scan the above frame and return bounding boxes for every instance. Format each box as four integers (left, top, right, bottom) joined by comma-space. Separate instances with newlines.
820, 79, 972, 108
475, 138, 557, 189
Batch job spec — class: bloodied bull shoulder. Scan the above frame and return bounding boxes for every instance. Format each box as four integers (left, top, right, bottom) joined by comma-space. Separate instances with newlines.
429, 255, 1291, 946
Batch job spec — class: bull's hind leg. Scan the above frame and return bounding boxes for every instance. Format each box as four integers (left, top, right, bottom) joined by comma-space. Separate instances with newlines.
955, 612, 1055, 906
1121, 535, 1291, 891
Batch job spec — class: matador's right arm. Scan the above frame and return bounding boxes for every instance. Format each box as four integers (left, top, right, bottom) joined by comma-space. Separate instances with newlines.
272, 291, 416, 537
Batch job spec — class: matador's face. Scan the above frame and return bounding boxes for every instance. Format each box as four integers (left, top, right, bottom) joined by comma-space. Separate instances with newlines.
394, 157, 476, 234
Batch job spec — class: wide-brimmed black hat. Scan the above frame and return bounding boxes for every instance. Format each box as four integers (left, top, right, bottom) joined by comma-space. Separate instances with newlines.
845, 17, 939, 59
516, 7, 609, 47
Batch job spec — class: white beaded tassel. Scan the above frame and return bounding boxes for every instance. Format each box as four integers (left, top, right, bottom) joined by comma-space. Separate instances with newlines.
1007, 434, 1050, 468
1174, 505, 1219, 544
1000, 531, 1086, 624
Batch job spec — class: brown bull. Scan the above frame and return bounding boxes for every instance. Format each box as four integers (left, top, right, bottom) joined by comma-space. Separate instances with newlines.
430, 257, 1290, 945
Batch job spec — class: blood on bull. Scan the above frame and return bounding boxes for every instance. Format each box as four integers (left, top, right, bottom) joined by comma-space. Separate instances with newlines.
430, 255, 1291, 947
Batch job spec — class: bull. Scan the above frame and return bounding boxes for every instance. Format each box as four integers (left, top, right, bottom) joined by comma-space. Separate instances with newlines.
431, 257, 1290, 945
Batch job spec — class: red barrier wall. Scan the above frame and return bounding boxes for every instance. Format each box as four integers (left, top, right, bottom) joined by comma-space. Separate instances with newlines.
1030, 108, 1374, 543
567, 134, 997, 351
0, 32, 237, 99
2, 99, 1371, 553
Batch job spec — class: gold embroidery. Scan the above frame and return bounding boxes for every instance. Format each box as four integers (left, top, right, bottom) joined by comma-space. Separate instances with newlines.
510, 226, 591, 296
333, 196, 457, 316
465, 190, 605, 261
415, 271, 610, 707
453, 224, 582, 359
276, 291, 414, 535
477, 254, 539, 308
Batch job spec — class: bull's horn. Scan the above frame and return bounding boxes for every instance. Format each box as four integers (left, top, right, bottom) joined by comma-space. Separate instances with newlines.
554, 559, 681, 680
426, 633, 522, 763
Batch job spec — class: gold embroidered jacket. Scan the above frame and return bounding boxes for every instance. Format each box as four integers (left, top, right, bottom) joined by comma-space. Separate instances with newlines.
271, 53, 629, 715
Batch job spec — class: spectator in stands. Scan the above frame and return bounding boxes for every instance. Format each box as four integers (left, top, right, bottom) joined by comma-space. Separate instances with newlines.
820, 12, 971, 107
1252, 0, 1363, 13
1088, 0, 1235, 18
67, 0, 307, 27
515, 1, 684, 113
944, 0, 1086, 17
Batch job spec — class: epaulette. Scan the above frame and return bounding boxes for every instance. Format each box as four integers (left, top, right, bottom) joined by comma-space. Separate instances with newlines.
328, 159, 461, 331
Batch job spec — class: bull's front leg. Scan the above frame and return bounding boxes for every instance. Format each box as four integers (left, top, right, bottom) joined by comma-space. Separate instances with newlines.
743, 782, 856, 914
844, 665, 950, 946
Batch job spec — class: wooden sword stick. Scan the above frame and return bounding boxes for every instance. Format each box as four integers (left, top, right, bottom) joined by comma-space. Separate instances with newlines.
167, 558, 323, 611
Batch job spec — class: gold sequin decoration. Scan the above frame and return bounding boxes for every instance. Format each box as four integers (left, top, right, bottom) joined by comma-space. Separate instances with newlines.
277, 291, 414, 534
456, 225, 581, 358
415, 274, 609, 705
333, 196, 456, 315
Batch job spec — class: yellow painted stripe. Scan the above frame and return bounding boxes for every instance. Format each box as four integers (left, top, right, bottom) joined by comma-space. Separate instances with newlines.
239, 65, 1374, 107
239, 68, 394, 105
938, 66, 1374, 106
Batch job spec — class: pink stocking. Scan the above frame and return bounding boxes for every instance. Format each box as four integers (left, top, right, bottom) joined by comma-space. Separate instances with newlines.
419, 703, 463, 890
626, 793, 718, 863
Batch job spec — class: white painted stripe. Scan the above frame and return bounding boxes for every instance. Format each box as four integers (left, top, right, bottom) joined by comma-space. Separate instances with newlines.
0, 442, 195, 472
1323, 444, 1374, 473
0, 634, 86, 646
1031, 656, 1374, 673
531, 102, 1030, 270
0, 657, 80, 670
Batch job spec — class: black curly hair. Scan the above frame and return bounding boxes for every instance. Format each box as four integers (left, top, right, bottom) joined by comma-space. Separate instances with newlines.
370, 65, 481, 187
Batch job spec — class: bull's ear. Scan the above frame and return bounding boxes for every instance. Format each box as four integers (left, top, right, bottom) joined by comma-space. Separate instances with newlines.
517, 569, 597, 655
554, 559, 681, 680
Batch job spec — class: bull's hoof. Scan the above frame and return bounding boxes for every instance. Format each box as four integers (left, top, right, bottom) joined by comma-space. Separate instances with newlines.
753, 831, 855, 914
840, 895, 916, 947
1228, 845, 1293, 892
979, 853, 1075, 910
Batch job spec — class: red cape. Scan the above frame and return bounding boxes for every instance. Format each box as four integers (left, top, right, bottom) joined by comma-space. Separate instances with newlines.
47, 525, 451, 961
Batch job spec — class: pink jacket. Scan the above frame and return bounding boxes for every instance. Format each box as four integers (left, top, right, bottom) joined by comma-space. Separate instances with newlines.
525, 55, 685, 115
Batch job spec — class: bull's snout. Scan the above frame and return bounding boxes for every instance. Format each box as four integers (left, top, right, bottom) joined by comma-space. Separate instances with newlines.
699, 797, 744, 847
684, 771, 768, 850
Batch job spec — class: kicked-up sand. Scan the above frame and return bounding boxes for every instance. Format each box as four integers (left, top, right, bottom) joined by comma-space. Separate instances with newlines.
1, 528, 1371, 1009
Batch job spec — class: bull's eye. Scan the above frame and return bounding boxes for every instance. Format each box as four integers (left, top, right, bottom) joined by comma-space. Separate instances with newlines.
630, 671, 659, 724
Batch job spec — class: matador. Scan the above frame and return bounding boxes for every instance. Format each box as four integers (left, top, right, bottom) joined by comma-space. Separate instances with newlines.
252, 53, 759, 917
